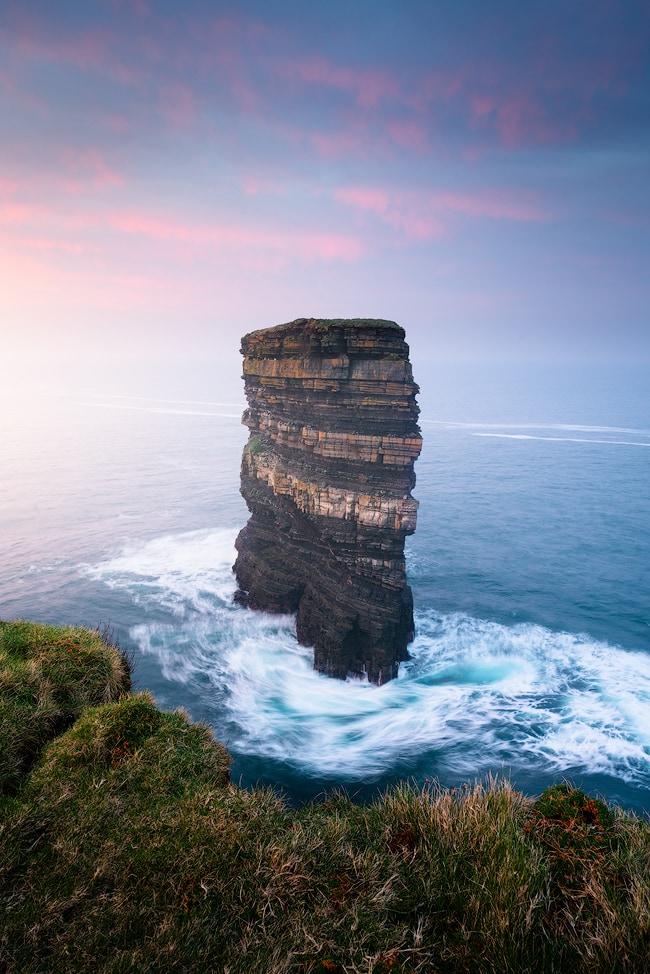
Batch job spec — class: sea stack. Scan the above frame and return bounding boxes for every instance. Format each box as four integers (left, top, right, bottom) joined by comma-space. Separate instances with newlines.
233, 318, 422, 685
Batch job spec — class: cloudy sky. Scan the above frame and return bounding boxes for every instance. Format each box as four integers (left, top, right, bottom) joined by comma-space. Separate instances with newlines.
1, 0, 649, 384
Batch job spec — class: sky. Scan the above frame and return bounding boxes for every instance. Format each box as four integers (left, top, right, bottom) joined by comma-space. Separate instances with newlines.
1, 0, 649, 388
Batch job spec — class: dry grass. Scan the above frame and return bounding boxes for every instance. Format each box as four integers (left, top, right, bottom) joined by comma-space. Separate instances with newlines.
1, 619, 650, 973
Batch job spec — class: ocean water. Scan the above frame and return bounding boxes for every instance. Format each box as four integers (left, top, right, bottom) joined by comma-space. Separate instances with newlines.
1, 362, 649, 812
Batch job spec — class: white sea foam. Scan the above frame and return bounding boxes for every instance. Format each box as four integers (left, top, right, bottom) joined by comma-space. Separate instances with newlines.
420, 420, 650, 437
419, 418, 650, 447
472, 433, 650, 447
87, 529, 650, 788
78, 401, 242, 418
87, 394, 245, 408
83, 528, 239, 615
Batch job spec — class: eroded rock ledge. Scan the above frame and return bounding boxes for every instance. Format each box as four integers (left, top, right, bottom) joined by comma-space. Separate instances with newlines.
233, 318, 422, 684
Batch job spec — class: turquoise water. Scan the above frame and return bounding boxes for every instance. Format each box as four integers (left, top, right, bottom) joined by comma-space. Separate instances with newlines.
1, 362, 649, 811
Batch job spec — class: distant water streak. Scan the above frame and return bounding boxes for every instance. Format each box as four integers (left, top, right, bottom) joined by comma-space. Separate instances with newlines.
2, 364, 649, 810
84, 524, 650, 806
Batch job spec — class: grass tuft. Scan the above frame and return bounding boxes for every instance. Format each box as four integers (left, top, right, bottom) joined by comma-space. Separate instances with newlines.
1, 619, 650, 973
0, 620, 130, 794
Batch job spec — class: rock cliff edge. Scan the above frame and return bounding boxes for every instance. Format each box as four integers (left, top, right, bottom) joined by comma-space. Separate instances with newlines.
233, 318, 422, 684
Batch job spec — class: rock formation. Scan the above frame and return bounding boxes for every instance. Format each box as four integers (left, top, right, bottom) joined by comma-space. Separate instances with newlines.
233, 318, 422, 685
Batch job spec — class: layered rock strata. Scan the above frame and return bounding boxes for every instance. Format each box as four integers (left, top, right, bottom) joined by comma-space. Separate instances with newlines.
233, 318, 422, 685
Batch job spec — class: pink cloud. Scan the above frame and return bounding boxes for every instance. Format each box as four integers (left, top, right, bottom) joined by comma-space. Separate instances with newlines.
241, 176, 287, 197
460, 45, 631, 149
158, 83, 197, 131
21, 237, 97, 255
493, 96, 577, 147
0, 175, 363, 266
0, 200, 104, 265
433, 190, 547, 222
393, 211, 444, 240
0, 159, 122, 233
274, 112, 426, 163
386, 119, 428, 152
187, 14, 269, 113
0, 65, 14, 91
334, 186, 443, 240
4, 4, 638, 168
300, 233, 362, 261
282, 56, 398, 108
228, 78, 261, 114
309, 131, 359, 157
411, 47, 631, 150
107, 213, 194, 241
418, 69, 466, 104
0, 202, 43, 224
276, 46, 610, 157
0, 237, 176, 324
103, 112, 132, 134
14, 27, 108, 72
470, 93, 498, 122
6, 13, 149, 89
107, 0, 150, 15
207, 14, 270, 43
334, 184, 548, 241
334, 188, 389, 215
59, 149, 124, 191
106, 210, 363, 262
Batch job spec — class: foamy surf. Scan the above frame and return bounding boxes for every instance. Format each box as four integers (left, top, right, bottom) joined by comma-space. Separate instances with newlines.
472, 433, 650, 447
85, 529, 650, 791
82, 528, 240, 615
419, 418, 650, 447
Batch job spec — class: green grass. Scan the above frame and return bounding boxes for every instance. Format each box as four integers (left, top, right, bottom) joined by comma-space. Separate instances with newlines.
296, 318, 402, 332
243, 318, 404, 343
0, 620, 131, 794
1, 619, 649, 973
248, 434, 265, 455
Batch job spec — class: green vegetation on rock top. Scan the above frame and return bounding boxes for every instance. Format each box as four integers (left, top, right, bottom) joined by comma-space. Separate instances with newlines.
242, 317, 403, 342
1, 619, 650, 974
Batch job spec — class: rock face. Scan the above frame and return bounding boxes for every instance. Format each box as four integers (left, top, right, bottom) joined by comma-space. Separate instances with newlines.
233, 318, 422, 685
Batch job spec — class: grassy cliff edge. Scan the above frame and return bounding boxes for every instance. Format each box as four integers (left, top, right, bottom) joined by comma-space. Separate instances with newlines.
1, 620, 649, 973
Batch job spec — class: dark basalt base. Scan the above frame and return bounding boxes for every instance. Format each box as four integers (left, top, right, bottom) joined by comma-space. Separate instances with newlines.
233, 318, 422, 685
234, 479, 414, 684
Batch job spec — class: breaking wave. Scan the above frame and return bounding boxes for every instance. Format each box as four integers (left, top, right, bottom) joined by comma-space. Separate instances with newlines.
85, 529, 650, 794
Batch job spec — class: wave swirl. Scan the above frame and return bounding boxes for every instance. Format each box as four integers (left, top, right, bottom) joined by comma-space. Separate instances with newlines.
84, 529, 650, 795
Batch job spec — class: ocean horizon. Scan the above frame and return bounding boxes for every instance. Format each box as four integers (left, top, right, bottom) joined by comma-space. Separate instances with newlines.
2, 359, 649, 812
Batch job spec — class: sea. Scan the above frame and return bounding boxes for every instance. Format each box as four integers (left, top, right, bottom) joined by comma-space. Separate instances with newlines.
1, 360, 649, 813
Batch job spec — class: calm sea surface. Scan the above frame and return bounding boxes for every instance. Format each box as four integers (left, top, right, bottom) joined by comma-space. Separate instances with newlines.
1, 362, 649, 812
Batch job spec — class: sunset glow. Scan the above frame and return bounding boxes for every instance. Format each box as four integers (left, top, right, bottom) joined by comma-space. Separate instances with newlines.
1, 0, 649, 385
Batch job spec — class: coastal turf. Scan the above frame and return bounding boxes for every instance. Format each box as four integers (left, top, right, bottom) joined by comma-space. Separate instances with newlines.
1, 620, 649, 973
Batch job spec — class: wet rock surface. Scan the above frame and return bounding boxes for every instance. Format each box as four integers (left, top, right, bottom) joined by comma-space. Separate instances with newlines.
233, 318, 422, 684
